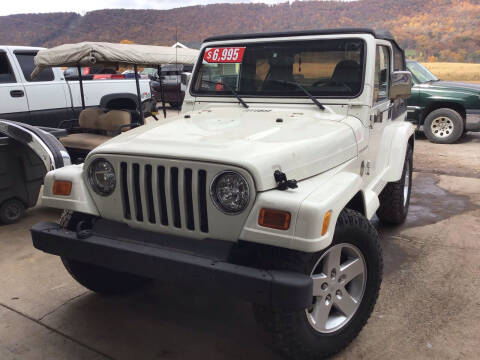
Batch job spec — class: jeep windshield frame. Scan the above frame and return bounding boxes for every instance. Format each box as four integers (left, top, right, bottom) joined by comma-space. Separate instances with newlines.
191, 38, 366, 100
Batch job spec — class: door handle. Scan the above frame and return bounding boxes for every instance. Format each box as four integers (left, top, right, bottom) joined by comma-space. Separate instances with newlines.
10, 90, 24, 98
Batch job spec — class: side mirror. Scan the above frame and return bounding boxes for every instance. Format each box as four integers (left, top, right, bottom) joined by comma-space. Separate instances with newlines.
181, 72, 192, 87
389, 71, 413, 100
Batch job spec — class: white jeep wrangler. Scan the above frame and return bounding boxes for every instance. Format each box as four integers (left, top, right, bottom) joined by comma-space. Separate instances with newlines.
32, 28, 414, 359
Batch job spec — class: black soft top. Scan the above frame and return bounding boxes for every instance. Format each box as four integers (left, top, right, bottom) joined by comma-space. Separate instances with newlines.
204, 27, 397, 44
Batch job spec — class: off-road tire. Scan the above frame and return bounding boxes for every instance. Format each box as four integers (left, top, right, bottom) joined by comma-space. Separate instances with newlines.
253, 209, 383, 360
59, 210, 151, 295
423, 108, 464, 144
377, 144, 413, 225
0, 198, 25, 224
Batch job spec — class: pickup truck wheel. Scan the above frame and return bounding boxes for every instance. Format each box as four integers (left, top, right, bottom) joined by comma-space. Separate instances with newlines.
59, 211, 151, 295
423, 108, 464, 143
376, 144, 413, 225
253, 209, 382, 360
0, 198, 25, 224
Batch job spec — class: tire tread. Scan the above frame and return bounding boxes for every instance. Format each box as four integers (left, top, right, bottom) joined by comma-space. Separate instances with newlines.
377, 144, 413, 225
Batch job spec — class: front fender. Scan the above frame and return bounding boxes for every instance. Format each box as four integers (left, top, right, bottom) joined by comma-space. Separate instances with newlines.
293, 172, 363, 252
41, 164, 99, 216
240, 159, 363, 253
382, 121, 415, 182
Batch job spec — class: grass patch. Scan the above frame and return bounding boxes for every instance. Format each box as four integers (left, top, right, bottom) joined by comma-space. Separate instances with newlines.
421, 62, 480, 81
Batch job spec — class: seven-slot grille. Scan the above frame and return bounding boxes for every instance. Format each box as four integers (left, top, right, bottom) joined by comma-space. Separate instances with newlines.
120, 161, 209, 233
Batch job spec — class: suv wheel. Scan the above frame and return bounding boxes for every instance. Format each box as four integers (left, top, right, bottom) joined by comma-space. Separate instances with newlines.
0, 199, 25, 224
423, 108, 464, 143
377, 144, 413, 225
59, 211, 151, 295
253, 209, 382, 360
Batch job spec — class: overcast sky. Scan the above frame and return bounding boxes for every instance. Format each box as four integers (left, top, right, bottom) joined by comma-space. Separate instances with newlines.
0, 0, 307, 16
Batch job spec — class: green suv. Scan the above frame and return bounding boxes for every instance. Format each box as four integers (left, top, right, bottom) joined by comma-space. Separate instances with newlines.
406, 61, 480, 143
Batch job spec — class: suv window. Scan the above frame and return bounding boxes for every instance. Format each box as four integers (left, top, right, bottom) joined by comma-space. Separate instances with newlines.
15, 52, 54, 82
374, 46, 391, 103
192, 38, 365, 98
0, 52, 16, 83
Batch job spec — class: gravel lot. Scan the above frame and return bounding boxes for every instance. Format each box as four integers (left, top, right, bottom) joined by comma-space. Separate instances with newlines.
0, 131, 479, 360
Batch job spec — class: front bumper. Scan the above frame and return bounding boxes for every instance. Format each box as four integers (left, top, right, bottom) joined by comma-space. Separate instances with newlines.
31, 221, 312, 311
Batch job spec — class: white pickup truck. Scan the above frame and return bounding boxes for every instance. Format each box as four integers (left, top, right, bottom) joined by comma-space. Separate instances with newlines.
0, 46, 154, 128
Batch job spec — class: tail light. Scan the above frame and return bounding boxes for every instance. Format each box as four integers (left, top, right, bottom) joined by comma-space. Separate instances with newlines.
93, 74, 112, 80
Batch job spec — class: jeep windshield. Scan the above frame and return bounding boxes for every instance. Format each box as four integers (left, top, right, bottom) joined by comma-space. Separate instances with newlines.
191, 38, 365, 98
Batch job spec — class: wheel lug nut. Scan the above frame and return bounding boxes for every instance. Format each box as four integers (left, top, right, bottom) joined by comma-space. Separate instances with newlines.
331, 269, 336, 279
336, 290, 342, 298
321, 282, 328, 290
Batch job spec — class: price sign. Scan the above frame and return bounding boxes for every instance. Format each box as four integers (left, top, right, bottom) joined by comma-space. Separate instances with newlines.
203, 47, 246, 63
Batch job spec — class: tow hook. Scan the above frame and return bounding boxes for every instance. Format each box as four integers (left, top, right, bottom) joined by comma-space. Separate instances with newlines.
75, 221, 93, 240
274, 170, 298, 191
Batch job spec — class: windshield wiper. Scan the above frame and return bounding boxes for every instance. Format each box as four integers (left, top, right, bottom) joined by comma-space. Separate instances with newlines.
201, 80, 248, 108
274, 80, 325, 110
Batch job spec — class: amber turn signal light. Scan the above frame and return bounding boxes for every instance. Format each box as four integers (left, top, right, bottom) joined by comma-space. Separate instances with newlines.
321, 210, 332, 236
258, 208, 291, 230
52, 181, 72, 196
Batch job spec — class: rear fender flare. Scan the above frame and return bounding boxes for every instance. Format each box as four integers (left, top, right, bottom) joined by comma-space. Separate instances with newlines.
382, 122, 415, 182
100, 93, 139, 110
0, 120, 71, 170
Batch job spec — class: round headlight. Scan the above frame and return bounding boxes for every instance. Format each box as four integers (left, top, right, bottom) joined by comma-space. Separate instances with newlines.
210, 171, 250, 214
88, 158, 116, 196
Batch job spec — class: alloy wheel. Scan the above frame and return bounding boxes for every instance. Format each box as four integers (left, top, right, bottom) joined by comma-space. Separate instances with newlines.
306, 243, 367, 333
430, 116, 454, 138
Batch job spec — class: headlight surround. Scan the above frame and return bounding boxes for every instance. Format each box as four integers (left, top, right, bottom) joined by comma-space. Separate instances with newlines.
87, 158, 116, 196
210, 171, 250, 215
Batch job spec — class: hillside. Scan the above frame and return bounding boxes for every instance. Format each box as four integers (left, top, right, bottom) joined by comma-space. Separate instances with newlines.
1, 0, 480, 62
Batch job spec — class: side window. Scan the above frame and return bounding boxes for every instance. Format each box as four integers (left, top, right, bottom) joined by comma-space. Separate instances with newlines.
0, 52, 16, 83
374, 46, 391, 103
15, 52, 54, 82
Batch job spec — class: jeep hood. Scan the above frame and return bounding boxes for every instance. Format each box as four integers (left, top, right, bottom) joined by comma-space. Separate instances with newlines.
93, 107, 358, 191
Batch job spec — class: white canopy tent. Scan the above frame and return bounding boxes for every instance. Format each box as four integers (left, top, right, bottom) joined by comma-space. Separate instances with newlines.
32, 42, 199, 78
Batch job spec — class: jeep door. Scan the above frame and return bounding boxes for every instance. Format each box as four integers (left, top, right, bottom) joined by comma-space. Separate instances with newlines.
13, 51, 71, 128
0, 50, 29, 120
368, 45, 392, 175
